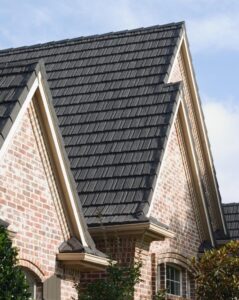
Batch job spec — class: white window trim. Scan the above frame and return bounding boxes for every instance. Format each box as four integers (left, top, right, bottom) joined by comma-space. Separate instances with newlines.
166, 263, 182, 297
157, 261, 194, 298
23, 269, 37, 299
186, 269, 191, 299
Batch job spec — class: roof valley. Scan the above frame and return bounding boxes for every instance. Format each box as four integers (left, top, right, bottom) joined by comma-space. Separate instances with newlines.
0, 22, 184, 226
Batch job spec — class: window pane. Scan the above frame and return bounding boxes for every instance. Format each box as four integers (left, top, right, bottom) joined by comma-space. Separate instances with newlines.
23, 270, 36, 299
166, 265, 181, 296
166, 279, 170, 294
171, 267, 175, 280
171, 281, 175, 294
166, 266, 170, 278
175, 282, 180, 295
174, 268, 180, 281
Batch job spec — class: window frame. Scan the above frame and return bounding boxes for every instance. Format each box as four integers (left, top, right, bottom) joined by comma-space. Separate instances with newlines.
22, 268, 38, 299
165, 263, 182, 297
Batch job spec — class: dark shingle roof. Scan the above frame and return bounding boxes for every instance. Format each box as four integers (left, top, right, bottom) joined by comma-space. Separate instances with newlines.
0, 22, 184, 226
0, 61, 41, 147
223, 203, 239, 239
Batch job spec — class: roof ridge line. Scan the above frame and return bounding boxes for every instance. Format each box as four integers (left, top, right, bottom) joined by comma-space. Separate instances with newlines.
0, 22, 184, 54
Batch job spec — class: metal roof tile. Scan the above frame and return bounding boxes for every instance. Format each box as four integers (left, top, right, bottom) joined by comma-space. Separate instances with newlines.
0, 23, 184, 226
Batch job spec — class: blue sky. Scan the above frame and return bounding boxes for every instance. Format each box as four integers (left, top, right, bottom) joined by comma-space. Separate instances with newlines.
0, 0, 238, 203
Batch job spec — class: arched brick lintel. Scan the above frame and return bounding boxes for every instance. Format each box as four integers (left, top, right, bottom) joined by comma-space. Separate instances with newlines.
18, 258, 45, 282
157, 252, 194, 273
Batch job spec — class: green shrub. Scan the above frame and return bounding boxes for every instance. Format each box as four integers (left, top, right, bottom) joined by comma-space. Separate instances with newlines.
192, 240, 239, 300
0, 225, 30, 300
154, 289, 167, 300
75, 260, 142, 300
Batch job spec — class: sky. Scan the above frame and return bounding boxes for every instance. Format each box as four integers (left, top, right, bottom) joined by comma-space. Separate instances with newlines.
0, 0, 238, 203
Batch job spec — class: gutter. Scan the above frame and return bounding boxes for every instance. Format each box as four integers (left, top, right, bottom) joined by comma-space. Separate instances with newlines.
56, 252, 111, 271
88, 221, 175, 240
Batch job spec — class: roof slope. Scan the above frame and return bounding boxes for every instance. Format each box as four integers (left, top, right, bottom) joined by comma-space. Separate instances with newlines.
0, 61, 39, 147
0, 59, 106, 256
0, 22, 184, 225
223, 203, 239, 239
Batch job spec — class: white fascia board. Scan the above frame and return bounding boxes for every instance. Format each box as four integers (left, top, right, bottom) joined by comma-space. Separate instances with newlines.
181, 39, 227, 235
167, 34, 184, 83
89, 221, 175, 239
146, 95, 181, 218
37, 71, 89, 247
0, 71, 92, 249
146, 94, 215, 246
148, 222, 175, 239
0, 78, 38, 161
167, 35, 227, 235
57, 252, 111, 266
180, 99, 215, 246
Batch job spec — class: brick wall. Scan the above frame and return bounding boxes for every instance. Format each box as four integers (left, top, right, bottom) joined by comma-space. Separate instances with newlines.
78, 51, 206, 300
130, 50, 206, 299
169, 51, 219, 231
150, 122, 201, 257
0, 47, 213, 300
83, 118, 201, 300
80, 235, 137, 282
132, 120, 201, 300
0, 100, 78, 299
61, 279, 78, 300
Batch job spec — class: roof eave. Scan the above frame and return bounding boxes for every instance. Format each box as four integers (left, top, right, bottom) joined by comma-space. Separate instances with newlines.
0, 61, 99, 256
56, 252, 111, 271
88, 220, 175, 241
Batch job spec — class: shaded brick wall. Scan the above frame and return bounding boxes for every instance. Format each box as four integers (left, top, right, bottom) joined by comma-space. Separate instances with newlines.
131, 51, 205, 300
150, 122, 201, 257
132, 120, 201, 300
61, 279, 78, 300
80, 236, 137, 285
151, 124, 200, 298
83, 119, 201, 300
0, 101, 78, 299
79, 52, 205, 300
169, 51, 219, 231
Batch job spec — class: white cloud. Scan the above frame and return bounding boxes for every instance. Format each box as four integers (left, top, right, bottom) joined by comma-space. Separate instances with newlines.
203, 98, 239, 203
1, 0, 239, 53
0, 0, 238, 206
188, 14, 239, 52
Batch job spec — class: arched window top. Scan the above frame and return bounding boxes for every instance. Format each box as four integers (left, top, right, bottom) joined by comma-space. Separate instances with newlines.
22, 268, 43, 300
157, 262, 195, 299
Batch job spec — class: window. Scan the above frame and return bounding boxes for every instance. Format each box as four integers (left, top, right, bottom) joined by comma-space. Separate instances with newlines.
157, 262, 194, 298
23, 269, 37, 299
22, 268, 43, 300
166, 264, 182, 296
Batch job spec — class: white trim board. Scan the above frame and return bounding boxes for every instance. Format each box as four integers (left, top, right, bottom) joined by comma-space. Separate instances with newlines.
167, 36, 227, 235
146, 97, 215, 245
37, 72, 89, 247
146, 95, 181, 218
0, 70, 95, 250
0, 78, 38, 161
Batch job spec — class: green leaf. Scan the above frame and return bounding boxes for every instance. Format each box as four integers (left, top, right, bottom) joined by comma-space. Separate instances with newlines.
0, 225, 31, 300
